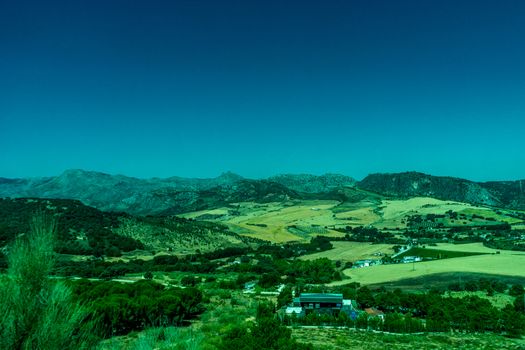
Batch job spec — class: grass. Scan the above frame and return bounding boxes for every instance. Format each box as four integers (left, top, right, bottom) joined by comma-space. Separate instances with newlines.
332, 253, 525, 286
291, 327, 525, 350
299, 241, 394, 262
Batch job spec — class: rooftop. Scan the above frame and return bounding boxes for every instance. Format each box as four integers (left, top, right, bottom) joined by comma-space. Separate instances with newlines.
299, 293, 343, 303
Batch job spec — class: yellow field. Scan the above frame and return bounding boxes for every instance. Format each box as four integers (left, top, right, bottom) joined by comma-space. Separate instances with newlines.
300, 241, 394, 262
178, 197, 523, 243
333, 253, 525, 286
333, 197, 508, 230
181, 200, 345, 242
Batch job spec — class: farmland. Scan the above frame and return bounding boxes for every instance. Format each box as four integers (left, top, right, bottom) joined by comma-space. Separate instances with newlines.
180, 200, 346, 242
179, 196, 524, 243
335, 253, 525, 286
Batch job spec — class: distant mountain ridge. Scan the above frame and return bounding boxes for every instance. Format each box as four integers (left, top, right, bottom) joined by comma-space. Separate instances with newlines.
1, 169, 524, 214
358, 171, 525, 210
268, 173, 356, 193
0, 170, 303, 215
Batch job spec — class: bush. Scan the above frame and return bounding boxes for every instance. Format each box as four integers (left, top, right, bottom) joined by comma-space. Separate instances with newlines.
0, 212, 96, 349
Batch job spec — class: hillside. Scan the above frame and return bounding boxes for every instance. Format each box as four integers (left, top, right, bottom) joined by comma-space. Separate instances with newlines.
359, 172, 525, 210
0, 198, 251, 258
2, 170, 525, 217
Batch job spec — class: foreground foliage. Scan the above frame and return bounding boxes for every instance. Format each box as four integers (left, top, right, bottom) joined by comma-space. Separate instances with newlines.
0, 212, 96, 349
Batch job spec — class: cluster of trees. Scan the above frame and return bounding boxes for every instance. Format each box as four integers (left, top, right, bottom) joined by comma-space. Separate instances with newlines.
254, 236, 333, 259
68, 279, 204, 337
447, 278, 508, 294
54, 239, 341, 287
280, 282, 525, 337
55, 256, 220, 279
227, 256, 341, 286
284, 311, 425, 334
485, 232, 525, 252
219, 303, 313, 350
354, 287, 525, 337
333, 226, 404, 244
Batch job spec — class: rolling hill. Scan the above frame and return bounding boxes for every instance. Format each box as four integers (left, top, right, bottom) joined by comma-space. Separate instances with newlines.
1, 170, 525, 217
0, 197, 252, 258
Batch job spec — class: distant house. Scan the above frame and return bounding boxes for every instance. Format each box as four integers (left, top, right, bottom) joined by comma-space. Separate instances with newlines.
353, 259, 381, 268
342, 299, 360, 320
285, 306, 305, 318
287, 293, 359, 317
243, 281, 257, 294
401, 256, 422, 263
364, 307, 385, 321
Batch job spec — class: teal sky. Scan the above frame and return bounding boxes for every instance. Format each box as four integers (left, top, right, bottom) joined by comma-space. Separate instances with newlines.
1, 0, 524, 181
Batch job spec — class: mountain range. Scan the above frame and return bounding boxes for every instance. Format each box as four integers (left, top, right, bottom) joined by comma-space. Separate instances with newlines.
1, 169, 524, 214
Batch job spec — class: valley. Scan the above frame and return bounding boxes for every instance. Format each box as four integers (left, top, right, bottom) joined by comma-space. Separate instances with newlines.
1, 170, 525, 349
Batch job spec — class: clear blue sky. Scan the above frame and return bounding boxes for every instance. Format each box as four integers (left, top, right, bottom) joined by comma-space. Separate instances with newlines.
1, 0, 524, 181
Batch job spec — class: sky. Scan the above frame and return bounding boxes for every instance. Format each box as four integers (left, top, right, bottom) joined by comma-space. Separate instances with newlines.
1, 0, 524, 181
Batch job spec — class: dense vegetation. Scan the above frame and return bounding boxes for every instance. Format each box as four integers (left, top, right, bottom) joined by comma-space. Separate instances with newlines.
0, 198, 143, 257
68, 279, 204, 338
283, 283, 525, 338
0, 198, 258, 258
54, 240, 340, 286
0, 212, 97, 349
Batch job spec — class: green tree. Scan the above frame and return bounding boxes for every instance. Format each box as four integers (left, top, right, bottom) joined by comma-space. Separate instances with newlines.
500, 305, 525, 338
277, 285, 293, 308
509, 284, 525, 297
144, 271, 154, 280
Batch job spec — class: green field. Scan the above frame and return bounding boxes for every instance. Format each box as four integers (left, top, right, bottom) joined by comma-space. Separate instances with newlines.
333, 253, 525, 286
300, 241, 394, 262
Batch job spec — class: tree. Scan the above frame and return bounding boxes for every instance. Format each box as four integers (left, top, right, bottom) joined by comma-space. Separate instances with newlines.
0, 211, 97, 349
509, 284, 525, 297
500, 305, 525, 338
277, 285, 293, 308
144, 271, 154, 280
